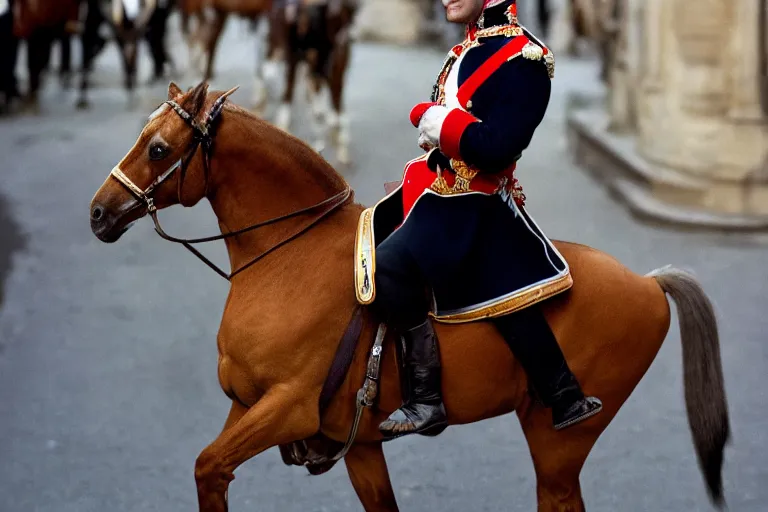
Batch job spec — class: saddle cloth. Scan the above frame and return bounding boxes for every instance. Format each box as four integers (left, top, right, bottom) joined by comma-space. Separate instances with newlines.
354, 178, 573, 324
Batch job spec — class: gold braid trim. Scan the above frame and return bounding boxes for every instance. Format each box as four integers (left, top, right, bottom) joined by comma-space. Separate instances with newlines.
429, 160, 480, 195
431, 272, 573, 324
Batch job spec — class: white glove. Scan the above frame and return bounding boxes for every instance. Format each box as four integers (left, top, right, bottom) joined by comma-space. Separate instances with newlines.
417, 105, 450, 151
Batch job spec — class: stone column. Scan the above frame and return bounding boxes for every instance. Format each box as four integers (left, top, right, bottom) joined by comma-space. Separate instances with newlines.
606, 0, 641, 133
568, 0, 768, 227
353, 0, 427, 45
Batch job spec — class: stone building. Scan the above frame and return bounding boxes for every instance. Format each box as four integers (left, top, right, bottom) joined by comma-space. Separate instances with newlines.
352, 0, 549, 47
568, 0, 768, 229
353, 0, 462, 46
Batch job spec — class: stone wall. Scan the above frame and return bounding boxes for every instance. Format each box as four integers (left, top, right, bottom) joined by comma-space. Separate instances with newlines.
353, 0, 423, 45
569, 0, 768, 228
353, 0, 463, 46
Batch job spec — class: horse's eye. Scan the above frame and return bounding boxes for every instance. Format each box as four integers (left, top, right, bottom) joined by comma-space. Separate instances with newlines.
149, 143, 169, 161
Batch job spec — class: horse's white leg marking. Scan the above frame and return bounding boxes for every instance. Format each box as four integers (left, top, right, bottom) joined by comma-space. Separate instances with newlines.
274, 102, 292, 132
336, 112, 351, 166
307, 81, 330, 154
252, 77, 268, 115
263, 58, 281, 85
251, 17, 269, 114
309, 81, 330, 122
121, 0, 141, 20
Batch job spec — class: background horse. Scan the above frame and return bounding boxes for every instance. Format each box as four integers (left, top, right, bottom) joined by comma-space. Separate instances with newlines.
178, 0, 273, 83
0, 0, 21, 113
10, 0, 166, 110
101, 0, 161, 106
89, 83, 730, 512
269, 0, 357, 166
545, 0, 620, 82
11, 0, 81, 110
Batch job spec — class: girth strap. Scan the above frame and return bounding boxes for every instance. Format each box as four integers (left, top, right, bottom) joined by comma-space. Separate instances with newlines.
319, 306, 364, 413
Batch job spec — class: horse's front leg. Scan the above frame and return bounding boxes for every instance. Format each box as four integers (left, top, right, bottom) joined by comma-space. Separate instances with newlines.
344, 442, 399, 512
250, 14, 268, 115
195, 389, 319, 512
327, 39, 351, 167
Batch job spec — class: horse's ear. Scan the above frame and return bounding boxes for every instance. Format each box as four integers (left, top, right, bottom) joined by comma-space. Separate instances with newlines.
181, 82, 210, 118
168, 81, 183, 100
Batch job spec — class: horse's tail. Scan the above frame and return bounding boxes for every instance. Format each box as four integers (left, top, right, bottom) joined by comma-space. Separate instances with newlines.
647, 265, 730, 507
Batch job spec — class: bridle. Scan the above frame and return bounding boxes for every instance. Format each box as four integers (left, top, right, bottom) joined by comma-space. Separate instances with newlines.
108, 88, 353, 281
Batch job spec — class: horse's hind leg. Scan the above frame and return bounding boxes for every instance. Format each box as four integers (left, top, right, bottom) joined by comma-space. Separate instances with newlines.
203, 10, 228, 81
59, 30, 72, 88
250, 14, 268, 115
344, 442, 399, 512
274, 51, 299, 133
25, 30, 53, 113
306, 74, 329, 153
77, 0, 103, 110
327, 38, 351, 166
519, 402, 602, 511
262, 13, 284, 91
116, 36, 139, 110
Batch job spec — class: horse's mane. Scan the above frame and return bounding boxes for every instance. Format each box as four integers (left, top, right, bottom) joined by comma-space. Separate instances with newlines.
217, 102, 350, 195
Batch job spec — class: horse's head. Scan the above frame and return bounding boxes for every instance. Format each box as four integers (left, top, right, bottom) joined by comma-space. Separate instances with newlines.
90, 81, 237, 243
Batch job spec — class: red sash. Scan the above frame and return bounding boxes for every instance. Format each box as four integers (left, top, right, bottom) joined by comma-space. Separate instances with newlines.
455, 35, 532, 109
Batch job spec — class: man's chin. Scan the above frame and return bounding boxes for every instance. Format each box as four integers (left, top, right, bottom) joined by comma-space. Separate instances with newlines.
446, 11, 474, 24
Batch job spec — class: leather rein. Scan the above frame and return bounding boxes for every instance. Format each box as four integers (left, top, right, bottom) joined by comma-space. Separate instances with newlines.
109, 91, 352, 281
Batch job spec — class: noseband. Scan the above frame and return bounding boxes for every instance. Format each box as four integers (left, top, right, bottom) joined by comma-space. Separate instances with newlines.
108, 90, 352, 281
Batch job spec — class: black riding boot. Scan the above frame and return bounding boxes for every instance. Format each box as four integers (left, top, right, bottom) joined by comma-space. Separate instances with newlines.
378, 320, 448, 439
494, 306, 602, 431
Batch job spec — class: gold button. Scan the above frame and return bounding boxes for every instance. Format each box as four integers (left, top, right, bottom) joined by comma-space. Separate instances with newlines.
466, 100, 473, 110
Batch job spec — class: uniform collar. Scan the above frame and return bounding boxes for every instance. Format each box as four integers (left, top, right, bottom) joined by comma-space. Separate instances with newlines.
466, 1, 519, 40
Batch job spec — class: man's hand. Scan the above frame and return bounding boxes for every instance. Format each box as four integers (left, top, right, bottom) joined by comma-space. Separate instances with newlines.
417, 105, 450, 151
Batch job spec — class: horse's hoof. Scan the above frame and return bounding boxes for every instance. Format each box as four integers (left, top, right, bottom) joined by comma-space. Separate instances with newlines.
76, 99, 90, 110
23, 103, 41, 116
312, 140, 327, 155
262, 60, 280, 83
251, 86, 268, 116
21, 95, 40, 115
337, 153, 351, 169
147, 75, 163, 86
60, 73, 72, 89
251, 102, 267, 118
274, 104, 292, 132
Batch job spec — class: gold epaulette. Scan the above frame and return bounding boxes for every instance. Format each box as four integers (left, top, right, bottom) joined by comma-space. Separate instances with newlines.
520, 34, 555, 79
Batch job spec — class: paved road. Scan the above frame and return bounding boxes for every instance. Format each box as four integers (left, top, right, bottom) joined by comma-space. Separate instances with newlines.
1, 15, 767, 512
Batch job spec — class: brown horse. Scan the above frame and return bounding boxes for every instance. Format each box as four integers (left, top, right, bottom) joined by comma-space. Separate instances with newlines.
269, 0, 357, 166
12, 0, 160, 110
89, 82, 730, 512
178, 0, 273, 88
12, 0, 81, 109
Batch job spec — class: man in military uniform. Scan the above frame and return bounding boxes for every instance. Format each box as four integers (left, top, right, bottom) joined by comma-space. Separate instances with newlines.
370, 0, 603, 438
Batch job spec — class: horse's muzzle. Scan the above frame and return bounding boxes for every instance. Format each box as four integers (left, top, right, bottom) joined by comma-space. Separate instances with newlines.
90, 202, 126, 243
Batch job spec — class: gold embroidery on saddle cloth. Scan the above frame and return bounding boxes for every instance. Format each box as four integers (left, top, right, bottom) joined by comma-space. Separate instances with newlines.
354, 208, 376, 305
431, 271, 573, 324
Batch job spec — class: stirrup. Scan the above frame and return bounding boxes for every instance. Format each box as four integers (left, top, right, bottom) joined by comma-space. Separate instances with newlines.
553, 396, 603, 431
378, 402, 448, 439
